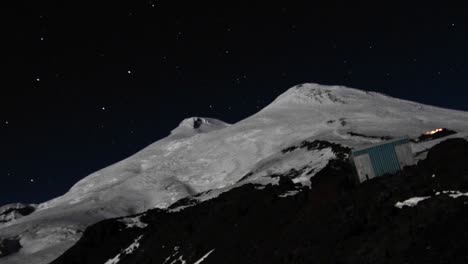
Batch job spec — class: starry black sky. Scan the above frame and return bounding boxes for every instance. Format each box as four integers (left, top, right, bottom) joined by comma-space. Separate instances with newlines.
1, 1, 468, 205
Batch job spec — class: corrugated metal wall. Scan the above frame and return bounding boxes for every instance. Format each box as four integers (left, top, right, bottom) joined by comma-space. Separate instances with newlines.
366, 143, 401, 177
352, 138, 412, 179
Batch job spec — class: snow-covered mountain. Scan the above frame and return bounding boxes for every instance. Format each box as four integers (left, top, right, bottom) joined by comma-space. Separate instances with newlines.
52, 138, 468, 264
1, 83, 468, 264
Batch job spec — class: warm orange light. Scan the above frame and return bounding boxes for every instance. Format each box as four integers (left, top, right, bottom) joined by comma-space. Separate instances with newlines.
425, 128, 444, 135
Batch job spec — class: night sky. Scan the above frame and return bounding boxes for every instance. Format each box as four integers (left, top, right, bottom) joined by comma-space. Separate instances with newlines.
2, 1, 468, 205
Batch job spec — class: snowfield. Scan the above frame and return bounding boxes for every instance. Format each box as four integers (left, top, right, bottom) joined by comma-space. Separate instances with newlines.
2, 83, 468, 264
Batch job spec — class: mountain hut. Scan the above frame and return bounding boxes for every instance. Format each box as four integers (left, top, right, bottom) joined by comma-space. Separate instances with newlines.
350, 137, 415, 184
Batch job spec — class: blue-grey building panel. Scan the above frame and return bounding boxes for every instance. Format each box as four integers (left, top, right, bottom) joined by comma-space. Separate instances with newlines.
352, 138, 410, 157
366, 143, 401, 177
351, 137, 412, 180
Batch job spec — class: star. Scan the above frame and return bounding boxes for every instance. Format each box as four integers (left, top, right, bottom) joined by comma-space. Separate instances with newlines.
101, 106, 106, 111
36, 78, 40, 82
40, 37, 44, 41
5, 121, 9, 125
127, 70, 132, 74
30, 179, 35, 183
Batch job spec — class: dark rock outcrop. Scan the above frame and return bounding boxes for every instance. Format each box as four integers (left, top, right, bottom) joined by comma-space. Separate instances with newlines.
0, 238, 21, 258
0, 203, 36, 224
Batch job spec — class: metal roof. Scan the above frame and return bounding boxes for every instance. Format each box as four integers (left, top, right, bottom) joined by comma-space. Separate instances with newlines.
351, 137, 411, 157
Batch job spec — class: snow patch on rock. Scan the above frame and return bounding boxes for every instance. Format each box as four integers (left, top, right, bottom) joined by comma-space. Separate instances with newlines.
396, 189, 468, 209
193, 249, 215, 264
104, 235, 143, 264
162, 246, 187, 264
395, 197, 431, 208
278, 190, 301, 198
440, 190, 468, 199
118, 215, 147, 229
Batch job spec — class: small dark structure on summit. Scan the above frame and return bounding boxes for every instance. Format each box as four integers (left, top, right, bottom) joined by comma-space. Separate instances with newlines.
350, 137, 414, 183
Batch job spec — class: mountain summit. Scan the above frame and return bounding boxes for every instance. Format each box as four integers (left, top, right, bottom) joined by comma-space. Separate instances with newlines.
170, 117, 230, 137
265, 83, 351, 107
